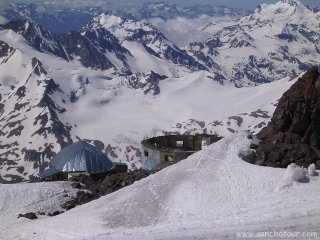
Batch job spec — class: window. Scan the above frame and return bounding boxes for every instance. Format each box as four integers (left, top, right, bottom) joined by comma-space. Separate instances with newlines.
201, 138, 210, 149
144, 151, 149, 157
176, 141, 183, 147
165, 155, 174, 162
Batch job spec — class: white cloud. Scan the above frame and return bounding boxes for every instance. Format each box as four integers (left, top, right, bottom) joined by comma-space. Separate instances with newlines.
148, 15, 228, 47
0, 0, 110, 10
0, 15, 8, 24
35, 5, 46, 13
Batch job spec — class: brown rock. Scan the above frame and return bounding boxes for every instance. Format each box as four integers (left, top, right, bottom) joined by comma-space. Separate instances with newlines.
267, 151, 282, 163
18, 212, 38, 220
246, 67, 320, 169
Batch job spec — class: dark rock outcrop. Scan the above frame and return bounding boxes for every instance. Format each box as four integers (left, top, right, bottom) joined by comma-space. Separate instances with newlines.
63, 169, 157, 208
244, 67, 320, 168
18, 212, 38, 220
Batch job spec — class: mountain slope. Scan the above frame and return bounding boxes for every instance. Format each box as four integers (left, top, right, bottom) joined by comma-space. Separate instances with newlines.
82, 13, 208, 72
0, 181, 77, 233
1, 15, 209, 76
187, 0, 320, 86
2, 133, 320, 239
0, 40, 72, 182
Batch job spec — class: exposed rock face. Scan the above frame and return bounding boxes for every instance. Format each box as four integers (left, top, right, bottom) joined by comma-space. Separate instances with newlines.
244, 67, 320, 168
258, 67, 320, 143
63, 170, 158, 207
122, 71, 167, 95
18, 212, 38, 220
0, 42, 73, 182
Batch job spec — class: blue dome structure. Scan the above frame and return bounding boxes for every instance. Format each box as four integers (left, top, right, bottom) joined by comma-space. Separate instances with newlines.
39, 141, 115, 179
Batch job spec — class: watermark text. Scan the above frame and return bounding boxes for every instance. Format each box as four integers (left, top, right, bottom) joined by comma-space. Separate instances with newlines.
236, 230, 318, 239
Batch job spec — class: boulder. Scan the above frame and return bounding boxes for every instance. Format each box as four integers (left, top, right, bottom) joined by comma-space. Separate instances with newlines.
18, 212, 37, 220
48, 211, 63, 216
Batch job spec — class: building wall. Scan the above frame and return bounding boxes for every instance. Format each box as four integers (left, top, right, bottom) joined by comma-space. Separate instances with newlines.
141, 134, 222, 170
142, 146, 162, 170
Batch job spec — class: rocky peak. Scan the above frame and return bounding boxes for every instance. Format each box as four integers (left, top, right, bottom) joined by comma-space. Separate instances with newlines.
279, 0, 301, 7
258, 66, 320, 143
244, 67, 320, 169
2, 20, 69, 60
2, 20, 53, 44
85, 12, 207, 72
90, 12, 126, 30
0, 40, 14, 58
250, 0, 313, 25
84, 12, 161, 43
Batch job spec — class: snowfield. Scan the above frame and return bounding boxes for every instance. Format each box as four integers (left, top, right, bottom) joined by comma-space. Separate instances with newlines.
2, 133, 320, 239
0, 182, 77, 236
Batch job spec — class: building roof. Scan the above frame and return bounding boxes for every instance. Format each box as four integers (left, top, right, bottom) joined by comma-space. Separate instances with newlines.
38, 167, 60, 179
39, 141, 115, 178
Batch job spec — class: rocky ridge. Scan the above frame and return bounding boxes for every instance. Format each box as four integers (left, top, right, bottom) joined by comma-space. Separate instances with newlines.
244, 66, 320, 169
0, 46, 72, 182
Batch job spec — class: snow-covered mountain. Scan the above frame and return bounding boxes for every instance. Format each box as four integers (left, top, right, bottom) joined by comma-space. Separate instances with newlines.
0, 2, 247, 33
186, 0, 320, 86
82, 13, 207, 72
0, 26, 297, 182
0, 1, 317, 182
2, 15, 207, 75
0, 40, 73, 182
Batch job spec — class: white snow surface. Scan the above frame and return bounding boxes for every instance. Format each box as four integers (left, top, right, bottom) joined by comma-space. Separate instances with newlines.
0, 181, 77, 237
3, 133, 320, 239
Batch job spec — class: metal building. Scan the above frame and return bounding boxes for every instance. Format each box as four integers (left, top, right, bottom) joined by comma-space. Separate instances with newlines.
39, 141, 115, 180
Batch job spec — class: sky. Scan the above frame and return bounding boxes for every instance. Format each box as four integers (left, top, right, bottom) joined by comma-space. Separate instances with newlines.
0, 0, 319, 10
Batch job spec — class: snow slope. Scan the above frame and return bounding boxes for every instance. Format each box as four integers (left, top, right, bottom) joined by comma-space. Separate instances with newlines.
0, 181, 77, 236
65, 71, 297, 141
3, 133, 320, 239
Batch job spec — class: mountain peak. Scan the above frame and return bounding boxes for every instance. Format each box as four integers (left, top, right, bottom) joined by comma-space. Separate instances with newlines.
99, 12, 124, 26
279, 0, 301, 6
250, 0, 314, 24
87, 12, 132, 31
